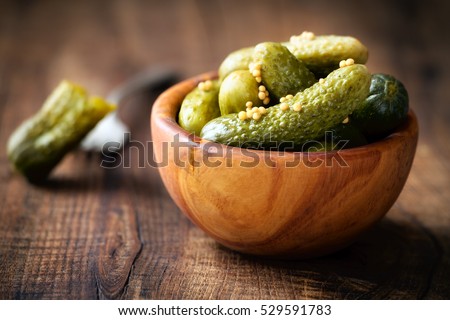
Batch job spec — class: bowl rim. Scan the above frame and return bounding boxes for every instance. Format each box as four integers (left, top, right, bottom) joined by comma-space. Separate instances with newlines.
151, 71, 418, 159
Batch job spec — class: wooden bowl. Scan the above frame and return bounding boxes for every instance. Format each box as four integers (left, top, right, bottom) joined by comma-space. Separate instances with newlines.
151, 72, 419, 259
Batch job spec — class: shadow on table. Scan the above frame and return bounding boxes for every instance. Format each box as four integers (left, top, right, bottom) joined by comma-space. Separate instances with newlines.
218, 217, 447, 298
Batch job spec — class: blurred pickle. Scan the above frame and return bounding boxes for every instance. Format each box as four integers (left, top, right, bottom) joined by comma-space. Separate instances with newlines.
7, 80, 116, 182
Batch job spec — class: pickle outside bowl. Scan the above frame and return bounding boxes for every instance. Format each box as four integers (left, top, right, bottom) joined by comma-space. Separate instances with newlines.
150, 72, 419, 259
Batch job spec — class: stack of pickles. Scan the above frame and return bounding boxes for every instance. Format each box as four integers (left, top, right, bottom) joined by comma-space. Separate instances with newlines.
178, 32, 409, 151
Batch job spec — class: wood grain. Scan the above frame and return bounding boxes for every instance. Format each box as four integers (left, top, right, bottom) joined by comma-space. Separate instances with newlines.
0, 0, 449, 299
151, 73, 418, 258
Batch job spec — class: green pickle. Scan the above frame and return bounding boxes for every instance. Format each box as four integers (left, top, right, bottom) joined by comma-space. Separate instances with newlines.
219, 70, 260, 116
252, 42, 316, 100
179, 32, 408, 152
178, 79, 221, 136
351, 73, 409, 138
7, 80, 115, 182
305, 123, 368, 152
201, 64, 371, 149
218, 47, 254, 81
285, 34, 368, 77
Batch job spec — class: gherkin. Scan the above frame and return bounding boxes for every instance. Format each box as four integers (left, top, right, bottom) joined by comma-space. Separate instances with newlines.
178, 80, 221, 136
201, 64, 371, 149
218, 46, 254, 81
351, 73, 409, 138
219, 70, 261, 116
285, 35, 368, 77
7, 80, 115, 182
252, 42, 316, 100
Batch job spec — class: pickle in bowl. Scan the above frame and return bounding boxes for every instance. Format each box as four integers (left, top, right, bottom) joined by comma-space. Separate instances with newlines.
151, 31, 419, 259
178, 31, 410, 152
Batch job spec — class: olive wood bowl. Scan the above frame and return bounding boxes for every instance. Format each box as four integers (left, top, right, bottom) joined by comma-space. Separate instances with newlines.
151, 72, 418, 259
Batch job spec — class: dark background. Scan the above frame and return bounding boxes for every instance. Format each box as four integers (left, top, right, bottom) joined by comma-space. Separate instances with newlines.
0, 0, 449, 299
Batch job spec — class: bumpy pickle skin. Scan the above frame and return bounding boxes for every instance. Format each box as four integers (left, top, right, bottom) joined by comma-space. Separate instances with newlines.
351, 73, 409, 138
201, 64, 371, 149
7, 81, 116, 182
178, 79, 221, 136
218, 47, 254, 81
285, 35, 368, 77
305, 123, 368, 152
219, 70, 261, 116
252, 42, 316, 101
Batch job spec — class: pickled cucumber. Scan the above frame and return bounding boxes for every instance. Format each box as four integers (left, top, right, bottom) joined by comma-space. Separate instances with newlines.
305, 123, 368, 151
285, 34, 368, 77
351, 73, 409, 138
7, 80, 116, 182
201, 64, 371, 149
252, 42, 316, 100
218, 47, 254, 81
178, 79, 221, 136
219, 70, 261, 116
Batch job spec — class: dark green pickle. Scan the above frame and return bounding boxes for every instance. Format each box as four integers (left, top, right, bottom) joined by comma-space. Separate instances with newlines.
351, 73, 409, 139
218, 47, 254, 81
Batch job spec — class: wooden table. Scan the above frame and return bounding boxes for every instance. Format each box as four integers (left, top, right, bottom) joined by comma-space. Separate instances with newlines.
1, 0, 449, 299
